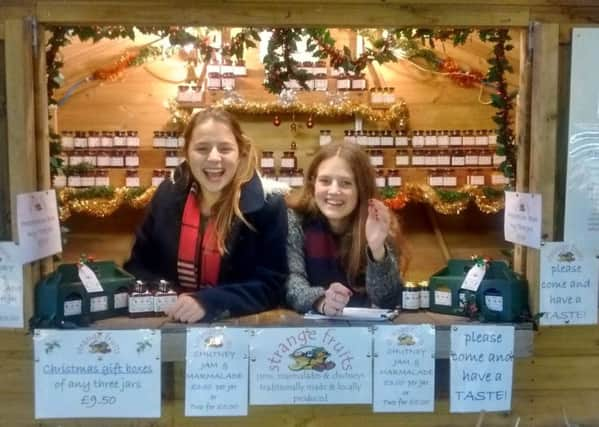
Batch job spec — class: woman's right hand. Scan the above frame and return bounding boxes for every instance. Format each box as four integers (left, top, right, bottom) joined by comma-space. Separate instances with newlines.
319, 282, 353, 316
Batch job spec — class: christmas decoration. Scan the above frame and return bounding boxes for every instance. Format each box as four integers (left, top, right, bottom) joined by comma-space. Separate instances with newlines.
272, 115, 281, 126
306, 115, 314, 128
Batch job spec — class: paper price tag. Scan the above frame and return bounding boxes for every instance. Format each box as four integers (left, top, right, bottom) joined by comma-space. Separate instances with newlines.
78, 264, 104, 293
461, 264, 486, 292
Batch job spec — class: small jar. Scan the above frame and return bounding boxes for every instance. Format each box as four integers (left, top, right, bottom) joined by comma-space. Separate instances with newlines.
319, 130, 332, 146
394, 130, 409, 147
451, 150, 466, 167
442, 170, 457, 187
411, 149, 425, 166
383, 87, 395, 104
475, 129, 489, 146
411, 130, 425, 147
380, 130, 394, 147
110, 150, 124, 168
113, 131, 127, 147
449, 129, 463, 146
465, 149, 479, 166
190, 85, 203, 103
74, 131, 88, 149
425, 130, 438, 146
165, 150, 180, 167
177, 84, 192, 102
177, 132, 185, 148
151, 169, 165, 187
336, 73, 351, 91
221, 72, 235, 90
462, 129, 475, 146
125, 169, 140, 188
126, 130, 140, 148
82, 150, 97, 166
280, 151, 297, 171
96, 151, 111, 167
419, 280, 430, 309
467, 169, 485, 186
207, 72, 222, 90
69, 152, 82, 167
387, 169, 402, 187
437, 130, 449, 147
100, 131, 114, 148
368, 130, 381, 147
81, 170, 95, 187
153, 279, 178, 315
488, 129, 498, 145
351, 73, 367, 91
125, 150, 139, 167
314, 73, 328, 91
437, 150, 451, 166
60, 131, 75, 150
402, 281, 420, 311
166, 131, 178, 148
424, 150, 437, 166
52, 174, 67, 188
128, 280, 154, 318
260, 151, 275, 169
290, 169, 304, 187
375, 169, 386, 188
369, 150, 384, 167
95, 169, 110, 187
356, 130, 368, 147
153, 131, 165, 148
428, 169, 443, 187
87, 131, 101, 149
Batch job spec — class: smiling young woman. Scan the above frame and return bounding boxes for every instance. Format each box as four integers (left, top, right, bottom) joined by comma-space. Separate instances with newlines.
285, 142, 408, 316
124, 109, 289, 323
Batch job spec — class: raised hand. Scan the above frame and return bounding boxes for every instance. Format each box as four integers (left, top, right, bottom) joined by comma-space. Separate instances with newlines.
365, 199, 390, 261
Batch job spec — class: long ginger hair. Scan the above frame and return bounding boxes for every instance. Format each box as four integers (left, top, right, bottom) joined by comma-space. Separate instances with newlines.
180, 109, 258, 254
287, 142, 408, 286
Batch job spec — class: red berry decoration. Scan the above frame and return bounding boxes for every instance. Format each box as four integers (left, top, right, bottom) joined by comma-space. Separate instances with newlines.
273, 115, 281, 126
306, 115, 314, 128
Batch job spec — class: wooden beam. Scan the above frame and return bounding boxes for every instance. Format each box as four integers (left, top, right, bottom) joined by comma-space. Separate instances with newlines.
526, 22, 559, 316
35, 2, 531, 27
514, 27, 532, 275
5, 18, 38, 327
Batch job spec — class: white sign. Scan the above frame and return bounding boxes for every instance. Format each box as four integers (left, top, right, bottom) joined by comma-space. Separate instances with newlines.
461, 263, 486, 292
504, 191, 542, 249
564, 29, 599, 242
34, 329, 161, 419
250, 327, 372, 405
450, 325, 515, 413
372, 324, 435, 413
185, 328, 249, 416
539, 242, 599, 325
16, 190, 62, 263
0, 242, 23, 328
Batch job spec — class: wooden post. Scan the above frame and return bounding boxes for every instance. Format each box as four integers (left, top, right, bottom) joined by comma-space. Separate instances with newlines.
5, 18, 39, 326
526, 22, 559, 316
0, 38, 9, 240
514, 27, 532, 275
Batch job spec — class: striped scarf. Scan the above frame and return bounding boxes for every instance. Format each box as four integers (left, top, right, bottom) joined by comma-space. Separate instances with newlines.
177, 184, 221, 288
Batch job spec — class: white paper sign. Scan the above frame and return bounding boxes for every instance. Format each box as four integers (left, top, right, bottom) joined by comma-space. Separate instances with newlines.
250, 327, 372, 405
450, 325, 515, 413
372, 324, 435, 413
185, 328, 249, 416
34, 329, 161, 419
504, 191, 542, 249
461, 264, 486, 292
0, 242, 23, 328
16, 190, 62, 263
539, 242, 599, 325
78, 264, 104, 293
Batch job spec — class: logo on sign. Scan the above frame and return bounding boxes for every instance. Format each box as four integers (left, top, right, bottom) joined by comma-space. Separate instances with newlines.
77, 332, 120, 360
288, 346, 335, 371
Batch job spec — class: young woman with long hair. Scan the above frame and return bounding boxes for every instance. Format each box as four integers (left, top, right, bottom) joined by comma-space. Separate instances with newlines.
125, 109, 288, 322
286, 142, 406, 315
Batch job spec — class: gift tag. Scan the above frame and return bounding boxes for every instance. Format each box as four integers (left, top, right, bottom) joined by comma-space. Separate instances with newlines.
461, 263, 486, 292
78, 263, 104, 293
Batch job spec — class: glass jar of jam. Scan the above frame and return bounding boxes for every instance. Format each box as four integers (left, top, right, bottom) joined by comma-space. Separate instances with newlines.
419, 280, 430, 309
87, 131, 101, 149
113, 131, 127, 147
126, 130, 140, 148
387, 169, 402, 187
128, 280, 154, 318
125, 169, 140, 188
375, 169, 386, 188
95, 169, 110, 187
153, 279, 178, 316
101, 131, 114, 148
125, 150, 139, 168
207, 72, 222, 90
402, 281, 420, 311
260, 151, 275, 169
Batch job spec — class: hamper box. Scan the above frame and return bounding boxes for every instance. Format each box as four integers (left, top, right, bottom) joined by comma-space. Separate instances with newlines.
428, 259, 528, 322
33, 261, 134, 327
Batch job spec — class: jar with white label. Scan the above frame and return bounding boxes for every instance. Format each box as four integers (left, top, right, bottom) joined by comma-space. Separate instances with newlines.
369, 150, 384, 167
61, 131, 75, 150
387, 169, 402, 187
96, 151, 111, 168
81, 170, 95, 187
356, 130, 368, 147
419, 280, 430, 309
101, 131, 114, 148
280, 151, 297, 171
113, 131, 127, 148
411, 130, 425, 147
125, 169, 140, 188
451, 150, 465, 167
336, 74, 351, 91
154, 279, 178, 315
125, 150, 139, 168
260, 151, 275, 169
402, 281, 420, 311
351, 74, 367, 91
74, 131, 88, 149
375, 169, 386, 188
87, 131, 101, 149
290, 169, 304, 187
110, 150, 124, 168
368, 130, 380, 147
151, 169, 166, 187
128, 280, 154, 318
380, 130, 394, 147
95, 169, 110, 187
449, 129, 462, 146
126, 130, 140, 148
395, 130, 409, 147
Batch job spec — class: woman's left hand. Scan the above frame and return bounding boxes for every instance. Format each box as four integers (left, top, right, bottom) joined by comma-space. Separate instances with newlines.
365, 199, 390, 261
166, 294, 206, 323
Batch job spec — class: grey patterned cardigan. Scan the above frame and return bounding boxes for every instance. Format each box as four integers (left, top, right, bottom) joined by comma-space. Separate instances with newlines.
285, 209, 402, 313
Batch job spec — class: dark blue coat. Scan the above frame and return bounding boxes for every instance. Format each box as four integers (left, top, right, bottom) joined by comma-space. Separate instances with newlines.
124, 173, 288, 321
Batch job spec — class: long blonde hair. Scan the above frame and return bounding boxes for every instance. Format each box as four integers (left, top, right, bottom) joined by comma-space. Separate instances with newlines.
181, 109, 258, 254
287, 143, 407, 285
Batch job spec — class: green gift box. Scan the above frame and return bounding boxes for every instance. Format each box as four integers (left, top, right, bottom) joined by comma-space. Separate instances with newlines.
428, 259, 528, 322
33, 261, 134, 327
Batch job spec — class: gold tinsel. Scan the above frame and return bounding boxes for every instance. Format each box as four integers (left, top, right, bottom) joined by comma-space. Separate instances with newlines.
168, 97, 410, 129
58, 184, 501, 221
58, 187, 156, 222
391, 184, 504, 215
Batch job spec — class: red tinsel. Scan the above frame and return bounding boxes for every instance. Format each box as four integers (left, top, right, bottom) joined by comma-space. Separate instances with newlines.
92, 51, 138, 81
439, 58, 483, 88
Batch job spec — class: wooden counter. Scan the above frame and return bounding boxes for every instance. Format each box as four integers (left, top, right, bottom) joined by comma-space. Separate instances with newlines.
94, 309, 534, 361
